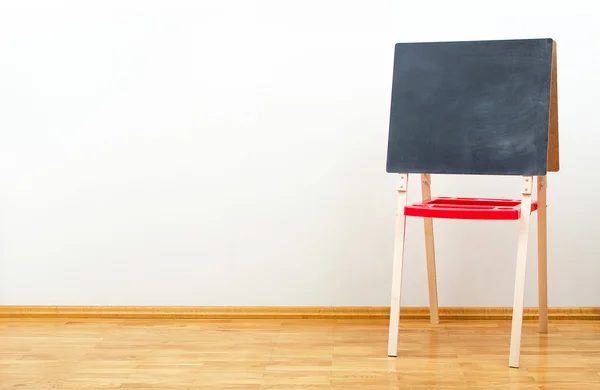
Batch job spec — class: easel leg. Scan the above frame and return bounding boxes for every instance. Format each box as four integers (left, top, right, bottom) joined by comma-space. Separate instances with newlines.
509, 176, 533, 368
388, 173, 409, 357
537, 176, 548, 333
421, 174, 439, 324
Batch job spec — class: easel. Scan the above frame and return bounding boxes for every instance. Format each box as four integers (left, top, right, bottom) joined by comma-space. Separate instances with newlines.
385, 38, 559, 368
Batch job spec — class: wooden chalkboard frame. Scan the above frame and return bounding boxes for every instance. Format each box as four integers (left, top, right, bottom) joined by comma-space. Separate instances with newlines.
385, 39, 559, 369
548, 40, 559, 171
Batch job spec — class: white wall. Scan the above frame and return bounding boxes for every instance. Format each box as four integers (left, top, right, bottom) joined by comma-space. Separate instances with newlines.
0, 0, 597, 307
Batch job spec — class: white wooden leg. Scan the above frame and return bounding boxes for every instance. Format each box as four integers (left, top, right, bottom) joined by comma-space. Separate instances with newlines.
537, 176, 548, 333
421, 174, 439, 324
388, 173, 409, 357
509, 176, 533, 368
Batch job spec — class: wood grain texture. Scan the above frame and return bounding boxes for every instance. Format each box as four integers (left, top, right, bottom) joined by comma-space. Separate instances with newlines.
0, 306, 598, 320
0, 318, 598, 389
547, 40, 560, 172
537, 176, 549, 333
421, 173, 439, 324
388, 173, 409, 356
509, 176, 534, 368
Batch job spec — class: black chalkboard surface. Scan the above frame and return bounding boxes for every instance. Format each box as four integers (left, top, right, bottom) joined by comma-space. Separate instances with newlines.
386, 38, 555, 176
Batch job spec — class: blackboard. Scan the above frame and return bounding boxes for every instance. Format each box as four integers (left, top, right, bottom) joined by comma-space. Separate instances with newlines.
386, 38, 556, 176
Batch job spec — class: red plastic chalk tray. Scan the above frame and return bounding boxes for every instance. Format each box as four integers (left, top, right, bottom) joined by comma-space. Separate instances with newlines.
404, 197, 539, 221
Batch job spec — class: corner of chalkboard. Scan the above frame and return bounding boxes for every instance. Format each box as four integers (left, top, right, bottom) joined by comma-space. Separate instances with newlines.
385, 159, 394, 174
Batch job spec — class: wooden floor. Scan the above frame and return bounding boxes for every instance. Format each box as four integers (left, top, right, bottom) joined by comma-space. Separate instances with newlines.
0, 318, 598, 389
